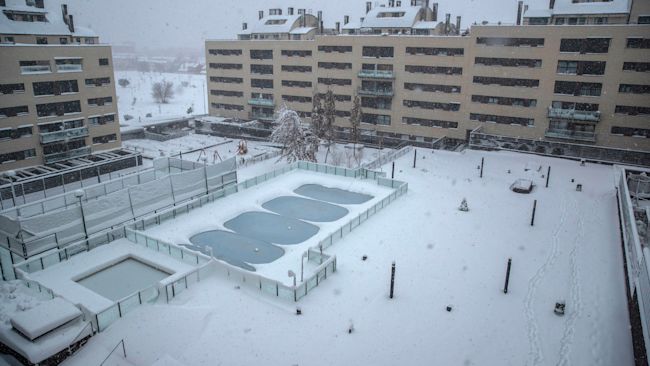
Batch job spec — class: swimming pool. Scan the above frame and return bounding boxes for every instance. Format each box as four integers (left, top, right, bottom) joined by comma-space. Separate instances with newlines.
262, 196, 349, 222
76, 257, 171, 301
294, 184, 373, 205
224, 211, 320, 245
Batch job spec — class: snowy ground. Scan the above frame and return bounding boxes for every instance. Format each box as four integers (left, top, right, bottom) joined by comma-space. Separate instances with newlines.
60, 148, 634, 366
115, 71, 207, 130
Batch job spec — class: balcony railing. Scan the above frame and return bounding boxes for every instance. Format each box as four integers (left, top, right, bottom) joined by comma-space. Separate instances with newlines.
20, 65, 51, 74
43, 146, 91, 164
357, 70, 395, 79
249, 112, 275, 121
39, 127, 88, 144
357, 87, 394, 97
548, 107, 600, 122
247, 98, 275, 107
56, 64, 83, 72
545, 128, 596, 142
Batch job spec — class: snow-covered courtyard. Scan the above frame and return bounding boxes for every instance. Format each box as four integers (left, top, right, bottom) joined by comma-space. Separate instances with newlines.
58, 148, 633, 366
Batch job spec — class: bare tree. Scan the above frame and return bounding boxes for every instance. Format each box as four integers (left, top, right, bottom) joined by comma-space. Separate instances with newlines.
322, 90, 336, 163
271, 105, 315, 163
151, 80, 174, 104
349, 94, 362, 165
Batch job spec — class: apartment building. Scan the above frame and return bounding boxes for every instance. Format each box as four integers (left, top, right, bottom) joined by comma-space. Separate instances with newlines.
206, 0, 650, 163
0, 0, 121, 171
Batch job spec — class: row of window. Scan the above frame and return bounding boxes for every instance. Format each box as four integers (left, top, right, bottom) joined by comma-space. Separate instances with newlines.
0, 149, 36, 164
402, 117, 458, 129
251, 64, 273, 74
403, 100, 460, 112
208, 49, 242, 56
475, 57, 542, 68
404, 82, 460, 94
282, 95, 312, 103
92, 134, 117, 144
470, 113, 534, 126
406, 47, 464, 56
0, 126, 32, 140
361, 97, 392, 110
211, 102, 244, 111
318, 78, 352, 86
211, 89, 244, 97
405, 65, 462, 75
210, 76, 243, 84
473, 76, 539, 88
615, 106, 650, 115
472, 95, 537, 108
554, 81, 601, 96
282, 65, 312, 73
319, 62, 352, 70
619, 84, 650, 94
556, 60, 606, 75
87, 97, 113, 107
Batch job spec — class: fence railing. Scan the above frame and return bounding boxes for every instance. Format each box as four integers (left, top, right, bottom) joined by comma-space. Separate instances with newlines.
95, 285, 160, 332
363, 145, 413, 170
126, 229, 211, 266
237, 149, 282, 168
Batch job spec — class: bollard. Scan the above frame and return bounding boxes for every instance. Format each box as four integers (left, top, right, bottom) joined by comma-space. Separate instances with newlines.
389, 261, 396, 299
503, 258, 512, 293
530, 200, 537, 226
413, 149, 417, 168
392, 162, 395, 179
545, 166, 551, 188
480, 157, 484, 178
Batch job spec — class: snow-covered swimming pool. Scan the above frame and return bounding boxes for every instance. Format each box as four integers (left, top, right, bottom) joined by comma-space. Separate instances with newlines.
262, 196, 349, 222
294, 184, 374, 204
76, 257, 171, 301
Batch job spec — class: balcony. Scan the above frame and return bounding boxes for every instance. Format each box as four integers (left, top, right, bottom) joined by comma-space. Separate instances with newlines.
357, 87, 394, 97
43, 146, 91, 164
56, 64, 83, 73
544, 128, 596, 142
357, 70, 395, 79
548, 107, 600, 122
20, 65, 51, 74
247, 98, 275, 107
39, 127, 88, 144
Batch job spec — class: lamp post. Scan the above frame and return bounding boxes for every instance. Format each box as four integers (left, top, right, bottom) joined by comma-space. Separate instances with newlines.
301, 251, 308, 282
288, 270, 296, 287
3, 170, 16, 207
74, 189, 88, 240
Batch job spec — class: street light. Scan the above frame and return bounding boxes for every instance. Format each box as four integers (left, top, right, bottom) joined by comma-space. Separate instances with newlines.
288, 270, 296, 287
74, 189, 88, 240
301, 251, 308, 282
3, 170, 16, 207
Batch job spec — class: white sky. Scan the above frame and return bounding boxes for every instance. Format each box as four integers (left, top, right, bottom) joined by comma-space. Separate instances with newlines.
69, 0, 549, 52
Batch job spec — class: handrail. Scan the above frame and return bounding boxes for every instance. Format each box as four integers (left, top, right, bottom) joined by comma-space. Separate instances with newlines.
68, 321, 93, 352
100, 339, 126, 366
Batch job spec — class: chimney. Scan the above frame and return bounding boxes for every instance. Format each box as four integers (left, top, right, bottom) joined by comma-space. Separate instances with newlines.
432, 3, 438, 21
318, 10, 322, 22
61, 4, 68, 25
344, 15, 350, 24
424, 0, 429, 9
445, 13, 450, 34
516, 1, 523, 25
366, 1, 372, 14
288, 7, 294, 15
242, 22, 248, 30
396, 0, 401, 6
549, 0, 555, 9
258, 10, 264, 19
336, 21, 340, 33
68, 14, 74, 33
456, 16, 461, 34
389, 0, 394, 7
360, 17, 365, 23
320, 20, 324, 33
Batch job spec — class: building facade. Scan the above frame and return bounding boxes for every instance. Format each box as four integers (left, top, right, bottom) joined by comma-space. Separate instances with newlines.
0, 0, 121, 171
206, 0, 650, 160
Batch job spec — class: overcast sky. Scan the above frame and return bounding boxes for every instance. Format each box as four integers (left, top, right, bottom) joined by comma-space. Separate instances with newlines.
68, 0, 549, 52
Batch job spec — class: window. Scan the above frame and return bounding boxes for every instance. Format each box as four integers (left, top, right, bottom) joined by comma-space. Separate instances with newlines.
555, 17, 565, 25
210, 89, 243, 97
554, 81, 602, 96
470, 113, 534, 126
318, 45, 352, 53
471, 95, 537, 108
362, 97, 392, 110
403, 100, 460, 111
0, 106, 28, 118
84, 38, 95, 44
473, 76, 539, 88
251, 79, 273, 89
282, 80, 312, 88
318, 93, 351, 102
335, 110, 351, 117
318, 78, 352, 86
92, 134, 117, 144
88, 114, 115, 125
250, 49, 273, 60
556, 60, 605, 75
282, 95, 312, 103
404, 83, 461, 94
265, 19, 286, 25
42, 140, 86, 155
559, 38, 610, 53
209, 49, 242, 56
551, 101, 599, 111
0, 83, 25, 94
594, 17, 608, 24
3, 36, 14, 43
36, 101, 81, 117
615, 106, 650, 115
211, 103, 244, 111
528, 17, 549, 25
611, 126, 650, 138
38, 119, 84, 133
318, 62, 352, 70
36, 37, 47, 44
623, 62, 650, 72
59, 37, 68, 44
33, 80, 79, 96
626, 38, 650, 49
405, 65, 462, 75
84, 77, 110, 87
55, 58, 83, 72
475, 57, 541, 68
209, 63, 242, 70
402, 117, 458, 129
362, 46, 394, 58
0, 0, 5, 6
619, 84, 650, 94
250, 64, 273, 74
281, 50, 311, 57
87, 97, 113, 106
639, 16, 650, 24
476, 37, 544, 47
360, 80, 392, 93
19, 60, 50, 74
405, 47, 464, 56
0, 126, 32, 140
361, 113, 391, 125
281, 65, 312, 72
99, 58, 109, 66
210, 76, 243, 84
0, 149, 36, 164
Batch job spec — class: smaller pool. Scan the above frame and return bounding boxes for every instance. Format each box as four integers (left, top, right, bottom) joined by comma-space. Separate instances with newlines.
262, 196, 349, 222
294, 184, 373, 205
188, 230, 284, 271
76, 258, 171, 301
224, 211, 319, 245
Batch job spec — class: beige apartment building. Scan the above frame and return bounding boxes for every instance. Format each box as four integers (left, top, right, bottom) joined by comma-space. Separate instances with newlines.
0, 0, 121, 172
206, 0, 650, 163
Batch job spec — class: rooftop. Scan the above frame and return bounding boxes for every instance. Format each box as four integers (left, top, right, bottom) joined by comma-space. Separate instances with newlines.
0, 0, 96, 37
524, 0, 632, 17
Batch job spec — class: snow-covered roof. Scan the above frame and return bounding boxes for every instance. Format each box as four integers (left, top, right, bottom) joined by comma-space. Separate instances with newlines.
289, 26, 315, 35
342, 21, 361, 30
524, 0, 632, 17
361, 5, 424, 28
0, 0, 97, 37
246, 14, 302, 34
412, 21, 438, 29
